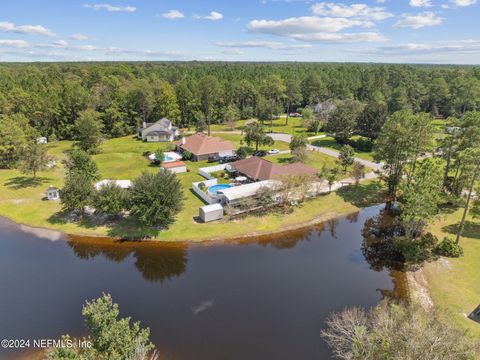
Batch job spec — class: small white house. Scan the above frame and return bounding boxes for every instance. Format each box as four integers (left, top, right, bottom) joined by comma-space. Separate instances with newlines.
36, 137, 48, 144
46, 186, 60, 201
199, 203, 224, 223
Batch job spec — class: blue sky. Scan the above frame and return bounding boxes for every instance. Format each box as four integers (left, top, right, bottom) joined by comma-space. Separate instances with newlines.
0, 0, 479, 63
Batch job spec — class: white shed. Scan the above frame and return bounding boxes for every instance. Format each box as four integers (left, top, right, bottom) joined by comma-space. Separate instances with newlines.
36, 137, 48, 144
199, 203, 224, 223
162, 161, 187, 174
46, 186, 60, 201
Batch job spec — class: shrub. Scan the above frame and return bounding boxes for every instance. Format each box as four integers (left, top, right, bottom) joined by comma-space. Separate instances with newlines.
182, 151, 193, 161
198, 182, 207, 192
354, 138, 373, 152
435, 237, 463, 258
394, 232, 438, 264
236, 146, 249, 159
129, 171, 184, 228
93, 182, 128, 217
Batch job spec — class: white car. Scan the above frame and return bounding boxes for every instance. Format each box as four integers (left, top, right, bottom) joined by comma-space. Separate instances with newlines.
268, 149, 280, 155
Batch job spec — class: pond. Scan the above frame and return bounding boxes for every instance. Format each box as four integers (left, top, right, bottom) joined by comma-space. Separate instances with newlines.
0, 205, 405, 359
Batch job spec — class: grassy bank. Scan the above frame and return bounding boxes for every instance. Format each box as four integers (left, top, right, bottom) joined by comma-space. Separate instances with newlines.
423, 210, 480, 337
0, 135, 384, 241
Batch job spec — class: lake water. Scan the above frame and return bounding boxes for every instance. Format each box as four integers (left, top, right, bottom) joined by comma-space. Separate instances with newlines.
0, 205, 405, 359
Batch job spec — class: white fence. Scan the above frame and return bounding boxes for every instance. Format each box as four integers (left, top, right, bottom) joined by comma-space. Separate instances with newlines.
198, 164, 229, 180
192, 178, 218, 204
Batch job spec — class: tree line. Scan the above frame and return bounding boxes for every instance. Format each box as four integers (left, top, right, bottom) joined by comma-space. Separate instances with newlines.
0, 62, 479, 142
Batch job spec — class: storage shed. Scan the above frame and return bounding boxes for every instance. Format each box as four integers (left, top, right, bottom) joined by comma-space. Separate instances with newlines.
46, 186, 60, 200
199, 203, 224, 223
162, 161, 187, 174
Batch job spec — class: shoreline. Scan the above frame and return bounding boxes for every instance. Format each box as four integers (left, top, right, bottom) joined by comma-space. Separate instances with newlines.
0, 208, 364, 245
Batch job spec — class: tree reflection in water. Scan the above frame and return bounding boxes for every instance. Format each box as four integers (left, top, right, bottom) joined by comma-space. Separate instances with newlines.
67, 237, 188, 282
361, 208, 405, 272
236, 223, 326, 250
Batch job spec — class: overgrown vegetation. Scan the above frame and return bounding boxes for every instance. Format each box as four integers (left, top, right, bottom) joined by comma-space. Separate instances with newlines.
47, 293, 157, 360
321, 301, 479, 360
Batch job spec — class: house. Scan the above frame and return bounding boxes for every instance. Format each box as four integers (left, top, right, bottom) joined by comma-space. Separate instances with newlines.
230, 157, 317, 182
45, 186, 60, 201
95, 180, 132, 190
307, 100, 337, 118
199, 203, 224, 223
138, 118, 179, 142
162, 161, 187, 174
36, 137, 48, 144
176, 133, 234, 162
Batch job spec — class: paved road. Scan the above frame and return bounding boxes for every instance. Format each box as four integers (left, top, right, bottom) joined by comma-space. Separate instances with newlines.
307, 144, 383, 170
307, 134, 326, 141
267, 132, 383, 170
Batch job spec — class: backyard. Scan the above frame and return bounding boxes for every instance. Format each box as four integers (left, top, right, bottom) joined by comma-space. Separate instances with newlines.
0, 135, 384, 241
424, 209, 480, 338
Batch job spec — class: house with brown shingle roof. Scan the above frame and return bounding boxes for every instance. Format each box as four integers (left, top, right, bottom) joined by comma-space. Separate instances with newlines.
176, 133, 234, 162
230, 157, 317, 181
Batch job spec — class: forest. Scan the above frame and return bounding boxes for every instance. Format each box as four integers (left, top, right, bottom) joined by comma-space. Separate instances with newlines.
0, 62, 479, 144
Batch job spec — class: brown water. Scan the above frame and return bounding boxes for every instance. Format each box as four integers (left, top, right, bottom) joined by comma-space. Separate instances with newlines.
0, 205, 405, 359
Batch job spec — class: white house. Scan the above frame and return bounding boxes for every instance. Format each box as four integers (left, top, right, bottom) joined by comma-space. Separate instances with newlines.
36, 137, 48, 144
138, 118, 179, 142
46, 186, 60, 200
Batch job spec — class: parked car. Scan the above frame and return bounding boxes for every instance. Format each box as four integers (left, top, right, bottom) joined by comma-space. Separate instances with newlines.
219, 155, 240, 164
253, 150, 267, 157
208, 156, 220, 163
268, 149, 280, 155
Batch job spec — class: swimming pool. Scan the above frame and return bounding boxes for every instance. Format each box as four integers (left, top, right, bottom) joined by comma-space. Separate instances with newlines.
208, 184, 233, 195
164, 155, 174, 162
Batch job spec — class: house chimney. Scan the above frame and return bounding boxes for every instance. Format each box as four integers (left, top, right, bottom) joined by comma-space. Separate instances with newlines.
142, 121, 147, 129
182, 137, 186, 145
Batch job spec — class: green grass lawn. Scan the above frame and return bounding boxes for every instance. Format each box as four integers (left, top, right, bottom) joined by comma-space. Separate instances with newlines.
0, 135, 384, 241
309, 136, 376, 162
424, 210, 480, 338
269, 151, 338, 172
190, 115, 317, 136
214, 132, 291, 152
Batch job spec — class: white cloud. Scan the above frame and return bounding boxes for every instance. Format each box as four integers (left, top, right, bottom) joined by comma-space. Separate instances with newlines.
248, 16, 385, 42
70, 34, 89, 40
249, 16, 365, 34
451, 0, 477, 6
394, 12, 444, 29
0, 21, 55, 36
38, 40, 97, 51
311, 2, 393, 21
0, 39, 29, 48
215, 40, 313, 49
83, 3, 136, 12
161, 10, 185, 19
409, 0, 433, 7
221, 49, 244, 55
361, 40, 480, 55
194, 11, 224, 21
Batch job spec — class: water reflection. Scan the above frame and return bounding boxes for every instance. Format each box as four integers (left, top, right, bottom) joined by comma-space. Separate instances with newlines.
68, 237, 188, 282
236, 223, 325, 249
0, 206, 407, 360
361, 208, 405, 272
